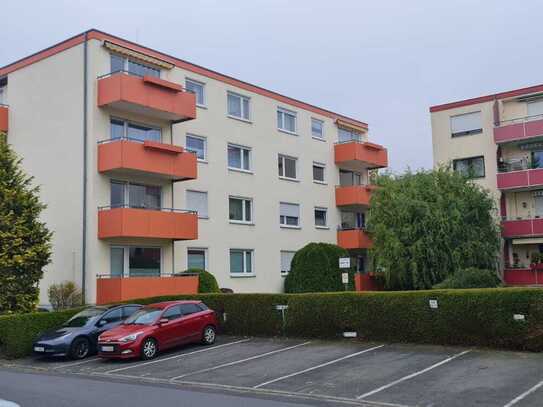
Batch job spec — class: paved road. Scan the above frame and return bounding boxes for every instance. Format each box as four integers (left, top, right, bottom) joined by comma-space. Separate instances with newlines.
0, 369, 329, 407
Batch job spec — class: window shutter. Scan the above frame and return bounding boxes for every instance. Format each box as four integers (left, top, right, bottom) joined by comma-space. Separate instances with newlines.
450, 112, 482, 135
280, 203, 299, 217
186, 191, 208, 217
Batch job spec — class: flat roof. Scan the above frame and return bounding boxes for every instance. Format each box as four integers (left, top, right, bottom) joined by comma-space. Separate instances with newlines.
0, 28, 368, 129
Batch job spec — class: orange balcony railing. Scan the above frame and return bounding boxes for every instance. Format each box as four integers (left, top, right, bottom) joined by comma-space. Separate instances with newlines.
335, 185, 376, 207
334, 141, 388, 171
98, 206, 198, 240
0, 105, 8, 133
98, 138, 197, 181
97, 72, 196, 122
337, 228, 373, 249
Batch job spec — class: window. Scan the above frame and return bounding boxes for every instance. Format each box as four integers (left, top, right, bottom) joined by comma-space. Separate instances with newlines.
339, 169, 362, 186
110, 54, 160, 77
528, 100, 543, 117
450, 112, 482, 137
110, 181, 161, 209
314, 207, 328, 227
453, 156, 485, 179
313, 162, 325, 183
280, 251, 296, 275
110, 246, 161, 277
338, 127, 362, 143
228, 144, 251, 171
187, 248, 207, 270
277, 108, 297, 133
0, 77, 6, 105
185, 79, 205, 106
280, 202, 300, 227
227, 92, 250, 121
110, 118, 161, 142
162, 305, 182, 321
311, 118, 324, 139
101, 308, 123, 324
180, 303, 202, 315
340, 211, 365, 229
186, 190, 209, 218
278, 155, 298, 180
186, 134, 206, 161
122, 306, 141, 318
230, 249, 253, 275
229, 197, 252, 223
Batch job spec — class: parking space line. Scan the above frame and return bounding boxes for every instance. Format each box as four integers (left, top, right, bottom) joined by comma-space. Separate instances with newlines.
253, 344, 385, 389
356, 349, 472, 400
503, 379, 543, 407
52, 356, 100, 369
105, 338, 251, 374
169, 341, 311, 381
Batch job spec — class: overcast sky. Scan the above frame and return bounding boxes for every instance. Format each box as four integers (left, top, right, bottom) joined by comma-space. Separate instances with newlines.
2, 0, 543, 172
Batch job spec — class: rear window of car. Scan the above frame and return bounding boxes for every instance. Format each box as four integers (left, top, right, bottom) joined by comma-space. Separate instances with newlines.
197, 303, 208, 311
180, 303, 202, 315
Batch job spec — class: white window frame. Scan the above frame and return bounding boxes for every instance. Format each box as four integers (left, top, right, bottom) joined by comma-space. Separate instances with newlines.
229, 249, 254, 277
280, 250, 296, 276
187, 247, 208, 271
186, 190, 209, 219
312, 162, 326, 184
227, 91, 251, 122
277, 107, 297, 135
278, 154, 299, 181
110, 245, 162, 277
229, 196, 253, 224
311, 118, 324, 140
314, 207, 328, 229
280, 202, 301, 229
227, 143, 252, 173
185, 78, 206, 107
185, 133, 207, 162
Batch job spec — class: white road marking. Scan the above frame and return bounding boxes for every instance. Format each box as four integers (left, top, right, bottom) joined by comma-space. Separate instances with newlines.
52, 356, 100, 369
503, 379, 543, 407
357, 349, 472, 400
169, 341, 311, 381
105, 338, 251, 374
253, 344, 385, 389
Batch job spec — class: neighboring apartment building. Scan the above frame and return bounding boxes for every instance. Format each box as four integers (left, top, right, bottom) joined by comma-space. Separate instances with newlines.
431, 83, 543, 286
0, 29, 388, 305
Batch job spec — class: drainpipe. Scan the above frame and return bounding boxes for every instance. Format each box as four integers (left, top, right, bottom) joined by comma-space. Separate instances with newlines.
81, 33, 89, 303
170, 122, 175, 275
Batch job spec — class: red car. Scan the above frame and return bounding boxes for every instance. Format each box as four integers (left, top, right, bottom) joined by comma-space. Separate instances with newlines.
97, 300, 218, 360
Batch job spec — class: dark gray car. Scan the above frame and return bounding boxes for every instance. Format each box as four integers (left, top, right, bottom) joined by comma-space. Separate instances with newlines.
32, 304, 142, 359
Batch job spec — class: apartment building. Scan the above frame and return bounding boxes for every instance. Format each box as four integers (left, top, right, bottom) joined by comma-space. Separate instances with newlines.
0, 29, 388, 305
431, 83, 543, 286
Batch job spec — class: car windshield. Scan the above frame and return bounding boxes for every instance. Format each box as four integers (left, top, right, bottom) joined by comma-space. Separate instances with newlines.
123, 307, 162, 325
63, 307, 105, 327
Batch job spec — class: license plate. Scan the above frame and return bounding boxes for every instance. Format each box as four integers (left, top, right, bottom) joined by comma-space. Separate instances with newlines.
34, 346, 45, 352
101, 345, 114, 352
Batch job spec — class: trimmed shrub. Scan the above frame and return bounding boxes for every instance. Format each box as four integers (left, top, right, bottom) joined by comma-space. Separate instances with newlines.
180, 268, 220, 293
48, 281, 83, 311
433, 268, 501, 289
284, 243, 355, 293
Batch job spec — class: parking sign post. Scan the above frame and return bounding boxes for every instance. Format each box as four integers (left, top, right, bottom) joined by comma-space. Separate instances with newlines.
339, 257, 351, 291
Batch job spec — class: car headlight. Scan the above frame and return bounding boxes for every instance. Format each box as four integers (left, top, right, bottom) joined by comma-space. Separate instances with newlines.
119, 332, 143, 343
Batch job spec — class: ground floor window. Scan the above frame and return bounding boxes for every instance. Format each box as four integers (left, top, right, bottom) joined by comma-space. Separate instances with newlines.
280, 251, 296, 276
187, 248, 207, 270
230, 249, 253, 275
110, 246, 161, 277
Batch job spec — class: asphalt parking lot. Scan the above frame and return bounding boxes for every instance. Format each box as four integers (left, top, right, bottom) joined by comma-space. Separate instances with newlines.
3, 336, 543, 407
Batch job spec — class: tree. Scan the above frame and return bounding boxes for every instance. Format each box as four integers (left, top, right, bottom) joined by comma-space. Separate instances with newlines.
284, 243, 354, 293
48, 281, 83, 311
367, 167, 500, 290
0, 135, 52, 313
433, 268, 501, 289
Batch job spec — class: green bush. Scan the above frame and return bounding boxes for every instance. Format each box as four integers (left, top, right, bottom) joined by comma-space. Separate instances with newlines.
284, 243, 354, 293
48, 281, 83, 311
180, 268, 220, 293
433, 268, 502, 289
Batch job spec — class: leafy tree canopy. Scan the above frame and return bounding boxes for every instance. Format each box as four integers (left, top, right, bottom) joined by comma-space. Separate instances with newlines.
367, 167, 500, 290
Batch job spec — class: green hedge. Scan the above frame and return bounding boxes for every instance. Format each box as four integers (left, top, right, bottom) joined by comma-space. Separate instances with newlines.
2, 288, 543, 358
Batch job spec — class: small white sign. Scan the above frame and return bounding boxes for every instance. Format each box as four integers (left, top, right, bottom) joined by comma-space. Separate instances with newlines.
343, 331, 357, 338
342, 273, 349, 284
275, 305, 288, 311
513, 314, 525, 321
339, 257, 351, 269
429, 299, 438, 309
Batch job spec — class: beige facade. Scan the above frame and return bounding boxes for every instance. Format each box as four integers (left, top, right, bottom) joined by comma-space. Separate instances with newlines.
0, 30, 386, 305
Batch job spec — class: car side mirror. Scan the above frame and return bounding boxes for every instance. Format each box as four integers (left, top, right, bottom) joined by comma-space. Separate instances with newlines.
158, 318, 169, 325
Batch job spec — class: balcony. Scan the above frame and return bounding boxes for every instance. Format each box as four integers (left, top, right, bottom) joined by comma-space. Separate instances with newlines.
98, 138, 197, 181
334, 140, 388, 171
96, 274, 199, 305
97, 72, 196, 122
337, 228, 373, 249
494, 115, 543, 144
503, 268, 543, 286
501, 218, 543, 238
0, 105, 8, 133
98, 206, 198, 240
335, 185, 375, 208
497, 165, 543, 191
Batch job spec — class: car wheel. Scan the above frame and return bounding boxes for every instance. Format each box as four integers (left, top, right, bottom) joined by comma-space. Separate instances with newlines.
69, 337, 90, 360
202, 325, 216, 345
140, 338, 158, 360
